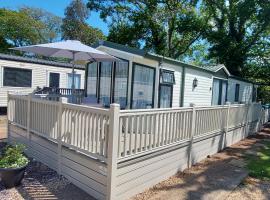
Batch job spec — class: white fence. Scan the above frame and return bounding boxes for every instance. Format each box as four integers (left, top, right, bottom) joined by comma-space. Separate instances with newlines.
8, 94, 110, 162
7, 94, 269, 200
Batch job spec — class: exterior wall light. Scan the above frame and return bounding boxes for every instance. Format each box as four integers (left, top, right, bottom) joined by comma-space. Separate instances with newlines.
193, 78, 198, 88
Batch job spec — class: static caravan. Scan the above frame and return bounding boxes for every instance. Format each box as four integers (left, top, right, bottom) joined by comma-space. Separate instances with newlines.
87, 40, 256, 109
0, 53, 85, 108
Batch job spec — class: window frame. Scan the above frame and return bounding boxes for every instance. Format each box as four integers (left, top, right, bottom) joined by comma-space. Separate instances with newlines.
130, 62, 156, 109
160, 69, 175, 85
211, 78, 228, 105
2, 66, 32, 88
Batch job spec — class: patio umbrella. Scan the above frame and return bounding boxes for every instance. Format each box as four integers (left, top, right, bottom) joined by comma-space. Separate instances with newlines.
11, 40, 117, 100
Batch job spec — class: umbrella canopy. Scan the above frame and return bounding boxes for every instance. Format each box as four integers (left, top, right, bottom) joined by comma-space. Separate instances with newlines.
11, 40, 116, 62
11, 40, 118, 103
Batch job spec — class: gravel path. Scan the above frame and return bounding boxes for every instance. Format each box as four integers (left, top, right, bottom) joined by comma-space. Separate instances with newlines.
0, 143, 95, 200
131, 124, 270, 200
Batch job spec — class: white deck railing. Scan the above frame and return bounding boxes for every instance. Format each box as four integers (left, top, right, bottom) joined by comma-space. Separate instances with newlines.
8, 94, 110, 162
7, 94, 268, 163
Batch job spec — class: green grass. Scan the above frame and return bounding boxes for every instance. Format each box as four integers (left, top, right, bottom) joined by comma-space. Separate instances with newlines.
247, 141, 270, 180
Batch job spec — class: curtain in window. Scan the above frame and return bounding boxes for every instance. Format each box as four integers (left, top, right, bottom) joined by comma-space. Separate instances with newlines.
132, 64, 155, 109
99, 62, 112, 107
114, 60, 128, 109
68, 74, 81, 89
87, 63, 98, 98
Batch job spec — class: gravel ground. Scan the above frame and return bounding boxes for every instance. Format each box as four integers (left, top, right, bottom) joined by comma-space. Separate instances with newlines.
0, 143, 95, 200
227, 177, 270, 200
131, 124, 270, 200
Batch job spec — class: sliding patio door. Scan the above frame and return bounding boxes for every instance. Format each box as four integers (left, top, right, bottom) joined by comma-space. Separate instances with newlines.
86, 60, 129, 109
87, 62, 98, 99
113, 60, 129, 109
212, 78, 228, 105
99, 62, 113, 107
131, 63, 155, 109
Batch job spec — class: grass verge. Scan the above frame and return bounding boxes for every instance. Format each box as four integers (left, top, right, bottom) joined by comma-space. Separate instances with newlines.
247, 141, 270, 180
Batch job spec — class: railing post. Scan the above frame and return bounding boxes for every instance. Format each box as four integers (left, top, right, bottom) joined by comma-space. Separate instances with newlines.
245, 103, 251, 135
6, 91, 10, 142
57, 97, 63, 174
188, 103, 196, 168
107, 104, 120, 200
224, 102, 231, 148
26, 93, 32, 146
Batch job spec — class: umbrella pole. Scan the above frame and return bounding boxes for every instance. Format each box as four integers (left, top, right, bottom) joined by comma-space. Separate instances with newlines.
72, 52, 75, 103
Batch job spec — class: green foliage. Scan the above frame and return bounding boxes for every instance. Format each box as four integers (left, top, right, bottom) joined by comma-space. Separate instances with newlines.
247, 141, 270, 180
0, 9, 44, 48
0, 144, 29, 169
62, 0, 105, 45
202, 0, 270, 76
19, 7, 62, 42
88, 0, 207, 59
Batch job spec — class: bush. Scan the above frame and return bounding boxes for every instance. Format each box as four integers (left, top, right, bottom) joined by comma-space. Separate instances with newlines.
0, 144, 29, 168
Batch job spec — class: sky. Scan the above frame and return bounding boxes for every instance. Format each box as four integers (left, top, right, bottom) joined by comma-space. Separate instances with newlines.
0, 0, 109, 35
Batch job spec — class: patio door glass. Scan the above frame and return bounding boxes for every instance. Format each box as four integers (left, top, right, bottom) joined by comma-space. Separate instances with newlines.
68, 73, 81, 89
99, 62, 112, 107
159, 84, 173, 108
131, 64, 155, 109
113, 60, 129, 109
87, 62, 98, 99
212, 78, 228, 105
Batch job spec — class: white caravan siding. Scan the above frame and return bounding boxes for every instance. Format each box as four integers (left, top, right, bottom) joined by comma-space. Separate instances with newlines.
183, 68, 213, 107
227, 78, 253, 104
0, 59, 84, 107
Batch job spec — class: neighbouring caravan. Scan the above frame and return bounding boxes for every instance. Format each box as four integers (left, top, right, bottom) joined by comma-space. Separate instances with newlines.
0, 53, 85, 108
88, 40, 257, 109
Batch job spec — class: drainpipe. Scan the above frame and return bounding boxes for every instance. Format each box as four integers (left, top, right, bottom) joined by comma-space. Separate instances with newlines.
180, 66, 186, 107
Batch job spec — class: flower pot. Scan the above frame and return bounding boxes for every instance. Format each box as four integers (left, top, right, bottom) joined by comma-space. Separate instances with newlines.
0, 165, 27, 188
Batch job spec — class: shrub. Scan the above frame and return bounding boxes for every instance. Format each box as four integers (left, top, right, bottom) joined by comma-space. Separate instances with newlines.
0, 144, 29, 168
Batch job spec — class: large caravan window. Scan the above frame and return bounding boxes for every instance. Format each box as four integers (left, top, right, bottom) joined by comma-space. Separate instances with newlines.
131, 63, 155, 109
113, 60, 129, 109
3, 67, 32, 87
99, 62, 113, 107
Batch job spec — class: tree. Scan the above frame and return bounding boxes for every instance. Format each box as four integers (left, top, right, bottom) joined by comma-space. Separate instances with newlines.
19, 7, 62, 42
87, 0, 207, 59
202, 0, 270, 76
0, 9, 44, 49
62, 0, 105, 45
